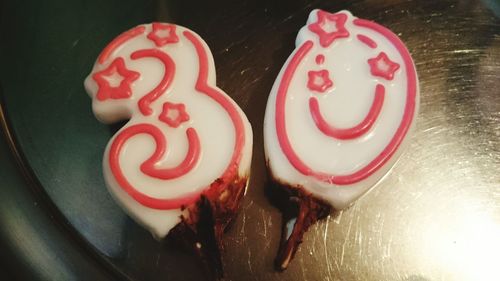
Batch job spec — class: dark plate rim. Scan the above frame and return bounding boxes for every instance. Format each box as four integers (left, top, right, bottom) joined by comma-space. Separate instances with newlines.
0, 89, 125, 280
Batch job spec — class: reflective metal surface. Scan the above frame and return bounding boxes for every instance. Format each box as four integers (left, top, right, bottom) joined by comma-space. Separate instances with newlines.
225, 1, 500, 280
0, 0, 499, 280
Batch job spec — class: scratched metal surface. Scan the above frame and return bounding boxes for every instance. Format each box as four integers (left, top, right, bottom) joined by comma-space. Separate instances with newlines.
0, 0, 499, 280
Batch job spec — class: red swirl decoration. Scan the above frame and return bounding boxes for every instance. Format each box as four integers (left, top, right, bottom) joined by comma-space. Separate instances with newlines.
107, 30, 246, 210
275, 17, 417, 185
109, 124, 201, 209
140, 127, 200, 180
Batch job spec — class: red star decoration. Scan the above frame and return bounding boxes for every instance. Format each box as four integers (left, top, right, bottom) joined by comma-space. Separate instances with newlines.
307, 69, 333, 93
147, 23, 179, 47
308, 10, 349, 47
368, 52, 400, 80
92, 57, 140, 101
159, 102, 190, 128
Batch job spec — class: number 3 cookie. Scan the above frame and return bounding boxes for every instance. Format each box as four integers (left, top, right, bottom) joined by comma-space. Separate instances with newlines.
264, 10, 419, 269
84, 23, 253, 277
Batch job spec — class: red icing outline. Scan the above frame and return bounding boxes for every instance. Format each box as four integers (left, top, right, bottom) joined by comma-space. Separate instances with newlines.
108, 30, 246, 210
357, 34, 377, 48
307, 69, 333, 93
275, 17, 417, 185
130, 49, 175, 116
98, 26, 146, 64
158, 102, 190, 128
308, 11, 349, 48
183, 30, 246, 182
141, 127, 200, 180
92, 57, 140, 101
147, 23, 179, 47
368, 51, 400, 80
109, 124, 201, 209
309, 84, 385, 140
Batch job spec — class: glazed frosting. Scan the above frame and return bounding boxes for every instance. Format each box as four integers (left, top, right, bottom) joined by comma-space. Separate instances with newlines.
85, 23, 253, 238
264, 10, 419, 210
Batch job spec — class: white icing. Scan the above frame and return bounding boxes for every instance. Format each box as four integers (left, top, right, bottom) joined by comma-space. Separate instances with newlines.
84, 24, 253, 239
264, 10, 419, 210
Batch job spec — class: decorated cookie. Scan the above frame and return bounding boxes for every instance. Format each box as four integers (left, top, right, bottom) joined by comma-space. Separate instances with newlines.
84, 23, 252, 278
264, 9, 419, 269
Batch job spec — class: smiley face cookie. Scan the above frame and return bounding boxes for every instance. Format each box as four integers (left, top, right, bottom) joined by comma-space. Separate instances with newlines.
264, 10, 419, 269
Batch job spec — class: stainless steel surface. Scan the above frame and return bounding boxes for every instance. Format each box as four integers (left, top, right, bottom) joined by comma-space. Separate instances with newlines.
1, 0, 498, 280
222, 1, 500, 280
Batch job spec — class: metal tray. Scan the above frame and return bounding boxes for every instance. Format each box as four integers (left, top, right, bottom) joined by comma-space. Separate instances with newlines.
1, 0, 499, 280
